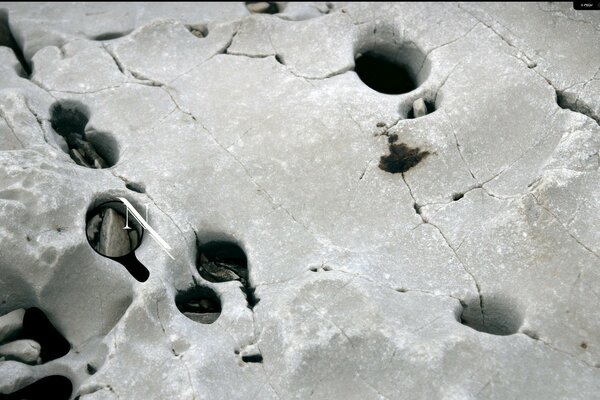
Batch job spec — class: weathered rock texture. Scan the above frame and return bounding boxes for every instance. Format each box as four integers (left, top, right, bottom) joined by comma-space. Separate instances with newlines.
0, 2, 599, 399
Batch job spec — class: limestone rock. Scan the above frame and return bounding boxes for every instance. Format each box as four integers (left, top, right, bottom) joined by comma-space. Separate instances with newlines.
0, 2, 599, 399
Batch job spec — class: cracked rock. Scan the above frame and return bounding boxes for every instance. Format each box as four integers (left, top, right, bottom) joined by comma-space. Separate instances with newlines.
0, 2, 599, 399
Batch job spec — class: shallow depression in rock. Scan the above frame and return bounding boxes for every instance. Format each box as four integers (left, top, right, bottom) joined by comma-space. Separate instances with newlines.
176, 286, 222, 325
50, 101, 119, 168
460, 295, 523, 336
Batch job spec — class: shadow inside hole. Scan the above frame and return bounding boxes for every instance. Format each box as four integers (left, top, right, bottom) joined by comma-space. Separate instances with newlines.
355, 52, 418, 95
245, 1, 280, 14
86, 200, 149, 282
176, 286, 221, 324
0, 375, 72, 400
50, 102, 118, 168
460, 295, 523, 336
196, 241, 260, 309
18, 308, 71, 363
91, 30, 131, 41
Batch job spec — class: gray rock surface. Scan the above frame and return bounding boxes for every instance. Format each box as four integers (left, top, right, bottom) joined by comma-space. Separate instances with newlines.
0, 2, 598, 399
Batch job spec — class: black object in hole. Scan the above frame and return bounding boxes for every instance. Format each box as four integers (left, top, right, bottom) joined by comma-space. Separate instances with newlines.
20, 308, 70, 363
355, 52, 416, 95
176, 286, 222, 324
241, 353, 263, 363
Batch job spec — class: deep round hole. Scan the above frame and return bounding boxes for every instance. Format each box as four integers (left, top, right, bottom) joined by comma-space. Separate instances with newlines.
2, 375, 72, 400
245, 2, 280, 14
355, 52, 418, 95
50, 101, 119, 168
459, 295, 523, 336
175, 286, 221, 325
86, 201, 143, 258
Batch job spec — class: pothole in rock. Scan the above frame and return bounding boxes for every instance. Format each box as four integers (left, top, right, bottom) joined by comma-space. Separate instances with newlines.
50, 101, 119, 168
196, 241, 259, 309
86, 199, 149, 282
379, 134, 430, 174
0, 308, 70, 366
460, 295, 523, 336
245, 2, 281, 14
176, 286, 221, 325
355, 48, 426, 95
0, 9, 31, 76
186, 24, 209, 38
1, 375, 72, 400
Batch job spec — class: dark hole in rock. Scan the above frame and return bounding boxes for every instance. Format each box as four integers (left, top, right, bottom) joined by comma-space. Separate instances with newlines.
460, 295, 522, 336
187, 24, 208, 38
407, 99, 436, 119
413, 203, 422, 214
92, 31, 130, 41
86, 200, 149, 282
196, 241, 259, 310
241, 353, 263, 363
275, 54, 284, 65
245, 2, 280, 14
581, 342, 588, 350
125, 181, 146, 194
355, 52, 417, 95
87, 363, 97, 375
0, 9, 31, 76
19, 308, 71, 363
50, 102, 118, 168
176, 286, 221, 324
452, 192, 464, 201
0, 375, 72, 400
379, 143, 430, 174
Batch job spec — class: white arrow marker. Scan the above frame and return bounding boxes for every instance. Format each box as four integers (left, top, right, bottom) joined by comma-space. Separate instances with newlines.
117, 197, 174, 260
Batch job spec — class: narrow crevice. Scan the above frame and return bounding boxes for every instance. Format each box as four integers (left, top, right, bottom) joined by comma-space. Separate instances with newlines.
0, 9, 31, 76
92, 30, 131, 41
556, 89, 599, 125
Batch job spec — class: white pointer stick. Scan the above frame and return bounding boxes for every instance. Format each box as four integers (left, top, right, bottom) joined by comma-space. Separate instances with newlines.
117, 197, 174, 260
